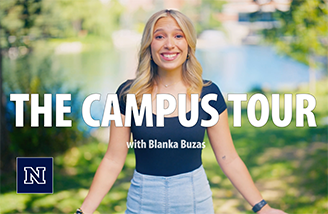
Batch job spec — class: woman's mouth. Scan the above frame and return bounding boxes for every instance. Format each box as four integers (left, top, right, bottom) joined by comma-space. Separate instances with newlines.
160, 53, 179, 61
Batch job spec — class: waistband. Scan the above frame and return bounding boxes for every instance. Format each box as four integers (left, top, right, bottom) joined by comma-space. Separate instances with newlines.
133, 164, 205, 180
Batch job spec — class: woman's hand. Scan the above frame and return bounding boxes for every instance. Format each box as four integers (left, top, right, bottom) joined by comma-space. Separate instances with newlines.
257, 205, 287, 214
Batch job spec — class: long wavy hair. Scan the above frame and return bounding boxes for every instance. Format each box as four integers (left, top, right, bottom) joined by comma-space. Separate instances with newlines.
124, 9, 206, 106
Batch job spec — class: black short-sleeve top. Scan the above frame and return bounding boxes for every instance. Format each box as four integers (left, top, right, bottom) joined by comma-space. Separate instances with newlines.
116, 80, 227, 176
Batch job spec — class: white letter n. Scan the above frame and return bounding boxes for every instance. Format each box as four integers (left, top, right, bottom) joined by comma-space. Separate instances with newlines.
24, 167, 46, 184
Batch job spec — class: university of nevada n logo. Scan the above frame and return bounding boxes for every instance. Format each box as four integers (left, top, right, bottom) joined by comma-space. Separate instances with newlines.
17, 157, 53, 194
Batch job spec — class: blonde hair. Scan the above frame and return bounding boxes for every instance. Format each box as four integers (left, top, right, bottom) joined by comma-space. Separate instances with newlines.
125, 9, 206, 106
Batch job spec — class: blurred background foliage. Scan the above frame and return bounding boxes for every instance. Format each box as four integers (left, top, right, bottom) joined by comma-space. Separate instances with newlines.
4, 53, 87, 160
0, 0, 125, 172
0, 0, 124, 48
261, 0, 327, 92
0, 0, 327, 213
262, 0, 327, 65
193, 0, 226, 33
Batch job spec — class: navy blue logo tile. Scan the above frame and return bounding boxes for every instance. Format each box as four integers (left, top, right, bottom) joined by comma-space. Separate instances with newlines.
17, 157, 53, 194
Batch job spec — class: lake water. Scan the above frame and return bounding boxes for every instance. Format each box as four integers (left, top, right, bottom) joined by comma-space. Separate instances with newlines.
53, 45, 317, 96
198, 45, 316, 94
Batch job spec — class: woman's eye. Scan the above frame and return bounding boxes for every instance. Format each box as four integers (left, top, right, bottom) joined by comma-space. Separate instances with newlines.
155, 35, 164, 39
176, 34, 184, 39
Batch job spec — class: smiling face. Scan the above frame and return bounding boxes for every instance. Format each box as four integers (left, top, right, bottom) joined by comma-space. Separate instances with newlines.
151, 16, 188, 73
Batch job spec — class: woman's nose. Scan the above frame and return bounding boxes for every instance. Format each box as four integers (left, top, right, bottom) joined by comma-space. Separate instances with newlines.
164, 37, 175, 49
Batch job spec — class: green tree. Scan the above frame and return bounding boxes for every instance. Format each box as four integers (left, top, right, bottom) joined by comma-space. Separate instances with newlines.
0, 0, 125, 172
182, 0, 225, 34
0, 0, 124, 49
0, 0, 43, 48
262, 0, 328, 92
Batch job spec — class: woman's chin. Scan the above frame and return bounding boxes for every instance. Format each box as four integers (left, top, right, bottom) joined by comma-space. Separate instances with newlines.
157, 64, 184, 72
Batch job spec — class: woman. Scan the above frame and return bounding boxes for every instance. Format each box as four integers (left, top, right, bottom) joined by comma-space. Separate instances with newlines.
77, 9, 287, 214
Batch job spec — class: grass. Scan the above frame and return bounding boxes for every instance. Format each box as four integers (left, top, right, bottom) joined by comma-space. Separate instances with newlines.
205, 115, 327, 213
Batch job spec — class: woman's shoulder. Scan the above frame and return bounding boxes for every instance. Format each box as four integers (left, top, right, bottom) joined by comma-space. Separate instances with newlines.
116, 79, 134, 94
201, 79, 222, 95
201, 79, 227, 113
118, 79, 134, 88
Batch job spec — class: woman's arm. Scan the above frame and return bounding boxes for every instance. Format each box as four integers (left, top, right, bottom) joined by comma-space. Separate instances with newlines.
207, 109, 286, 214
80, 114, 131, 214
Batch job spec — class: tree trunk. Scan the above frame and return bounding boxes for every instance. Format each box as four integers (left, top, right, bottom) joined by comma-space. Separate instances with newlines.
0, 41, 15, 173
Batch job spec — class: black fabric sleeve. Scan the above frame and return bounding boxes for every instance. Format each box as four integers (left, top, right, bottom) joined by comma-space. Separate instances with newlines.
203, 81, 227, 115
115, 80, 133, 115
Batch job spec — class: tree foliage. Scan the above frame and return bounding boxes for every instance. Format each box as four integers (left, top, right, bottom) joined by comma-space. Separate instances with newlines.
262, 0, 328, 68
182, 0, 225, 34
2, 53, 88, 171
0, 0, 125, 171
0, 0, 124, 49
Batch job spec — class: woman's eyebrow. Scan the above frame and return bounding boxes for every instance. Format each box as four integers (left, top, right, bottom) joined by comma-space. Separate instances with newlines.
153, 28, 183, 34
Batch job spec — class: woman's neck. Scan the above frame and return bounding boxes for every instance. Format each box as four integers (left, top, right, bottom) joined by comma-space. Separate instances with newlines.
157, 67, 183, 84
